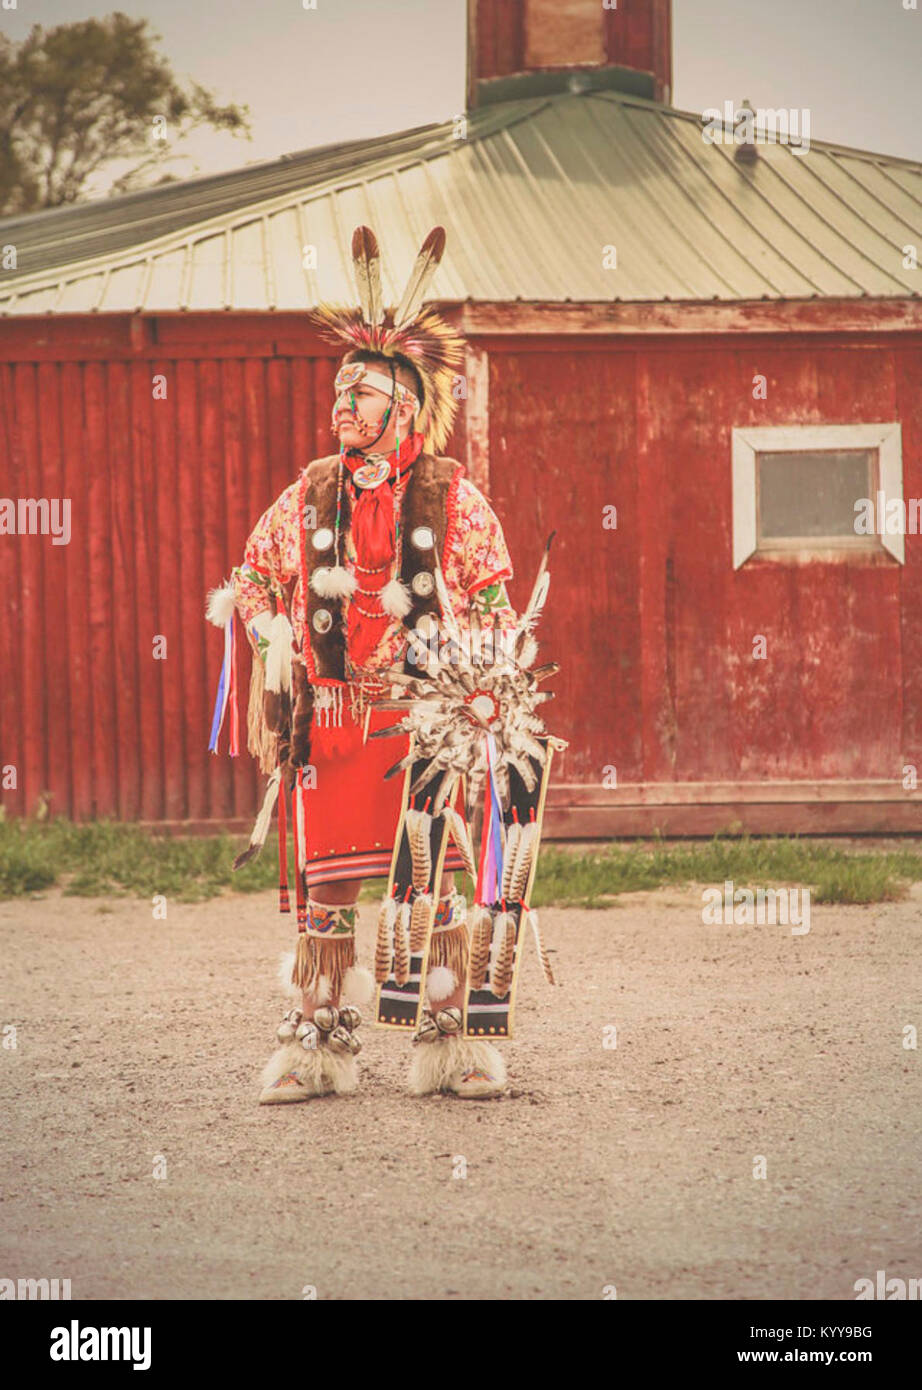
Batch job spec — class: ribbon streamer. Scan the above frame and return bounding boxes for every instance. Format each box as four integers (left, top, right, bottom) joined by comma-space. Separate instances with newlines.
474, 731, 506, 906
208, 612, 239, 755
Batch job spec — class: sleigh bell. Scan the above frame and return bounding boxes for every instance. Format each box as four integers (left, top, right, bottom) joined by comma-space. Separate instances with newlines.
312, 1005, 339, 1033
326, 1025, 354, 1054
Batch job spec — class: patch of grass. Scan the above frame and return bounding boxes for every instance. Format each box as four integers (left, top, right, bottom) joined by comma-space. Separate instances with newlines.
0, 818, 279, 903
529, 833, 922, 908
1, 820, 920, 908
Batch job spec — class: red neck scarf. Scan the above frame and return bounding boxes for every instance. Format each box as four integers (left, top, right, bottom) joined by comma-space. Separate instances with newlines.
343, 430, 423, 568
343, 430, 424, 669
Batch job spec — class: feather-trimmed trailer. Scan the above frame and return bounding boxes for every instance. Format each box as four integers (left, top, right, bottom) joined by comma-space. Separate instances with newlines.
371, 533, 567, 1038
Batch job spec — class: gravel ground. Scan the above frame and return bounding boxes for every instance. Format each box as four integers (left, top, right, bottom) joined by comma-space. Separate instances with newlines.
1, 883, 919, 1301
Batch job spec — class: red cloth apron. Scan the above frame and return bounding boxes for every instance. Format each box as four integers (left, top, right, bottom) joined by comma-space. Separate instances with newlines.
300, 706, 464, 889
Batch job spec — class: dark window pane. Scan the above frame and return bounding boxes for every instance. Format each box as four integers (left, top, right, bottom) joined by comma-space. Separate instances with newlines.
757, 450, 874, 540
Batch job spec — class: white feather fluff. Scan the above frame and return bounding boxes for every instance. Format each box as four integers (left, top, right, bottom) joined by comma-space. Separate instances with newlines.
205, 583, 236, 628
380, 577, 413, 618
342, 965, 375, 1010
265, 613, 293, 694
277, 951, 299, 1000
311, 565, 356, 600
518, 633, 539, 668
426, 965, 457, 1004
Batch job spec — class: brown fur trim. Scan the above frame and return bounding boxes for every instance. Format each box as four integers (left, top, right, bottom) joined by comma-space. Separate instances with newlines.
301, 457, 349, 681
298, 452, 462, 683
289, 660, 315, 769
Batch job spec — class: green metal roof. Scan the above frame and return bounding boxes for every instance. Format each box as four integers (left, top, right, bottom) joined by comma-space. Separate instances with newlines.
1, 74, 920, 315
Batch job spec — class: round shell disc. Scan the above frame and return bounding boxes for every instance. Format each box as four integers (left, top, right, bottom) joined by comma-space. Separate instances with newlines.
411, 571, 435, 597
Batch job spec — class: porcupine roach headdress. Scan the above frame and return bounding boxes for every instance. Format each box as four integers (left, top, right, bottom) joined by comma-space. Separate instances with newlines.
309, 225, 465, 455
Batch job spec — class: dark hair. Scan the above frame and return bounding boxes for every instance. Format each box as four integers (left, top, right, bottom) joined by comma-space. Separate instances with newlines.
343, 347, 424, 408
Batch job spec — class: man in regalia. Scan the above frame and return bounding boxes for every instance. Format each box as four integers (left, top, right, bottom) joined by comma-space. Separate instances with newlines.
227, 227, 518, 1104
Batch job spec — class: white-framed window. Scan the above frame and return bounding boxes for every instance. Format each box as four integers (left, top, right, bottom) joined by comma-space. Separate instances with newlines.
731, 423, 904, 568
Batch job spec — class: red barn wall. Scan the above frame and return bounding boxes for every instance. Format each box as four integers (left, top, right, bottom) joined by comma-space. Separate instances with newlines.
0, 319, 340, 824
2, 317, 921, 829
486, 334, 922, 797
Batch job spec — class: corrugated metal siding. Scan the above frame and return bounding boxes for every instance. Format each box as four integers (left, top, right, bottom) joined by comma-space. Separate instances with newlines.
0, 346, 341, 820
2, 88, 920, 315
487, 337, 922, 790
3, 324, 922, 821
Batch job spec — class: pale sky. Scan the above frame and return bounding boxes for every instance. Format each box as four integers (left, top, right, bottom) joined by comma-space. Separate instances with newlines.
3, 0, 920, 196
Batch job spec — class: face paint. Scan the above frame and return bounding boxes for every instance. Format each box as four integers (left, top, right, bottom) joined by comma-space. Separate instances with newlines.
331, 359, 419, 442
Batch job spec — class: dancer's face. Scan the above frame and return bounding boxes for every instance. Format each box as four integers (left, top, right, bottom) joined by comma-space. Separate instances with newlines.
331, 360, 417, 453
333, 382, 394, 450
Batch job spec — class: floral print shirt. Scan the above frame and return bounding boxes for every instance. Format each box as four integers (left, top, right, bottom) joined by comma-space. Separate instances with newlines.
233, 465, 516, 673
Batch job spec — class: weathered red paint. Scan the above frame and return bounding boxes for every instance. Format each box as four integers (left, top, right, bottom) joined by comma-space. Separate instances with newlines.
486, 338, 922, 797
1, 315, 920, 832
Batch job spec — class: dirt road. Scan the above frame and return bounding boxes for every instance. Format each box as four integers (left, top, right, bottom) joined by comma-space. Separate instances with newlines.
1, 885, 919, 1300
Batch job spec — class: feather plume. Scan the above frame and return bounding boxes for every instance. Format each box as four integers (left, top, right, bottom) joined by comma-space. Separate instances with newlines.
233, 768, 281, 869
367, 719, 411, 740
384, 750, 416, 781
406, 807, 433, 890
392, 226, 446, 329
509, 819, 537, 902
394, 902, 411, 985
516, 532, 556, 637
431, 770, 456, 816
442, 804, 476, 878
375, 896, 396, 983
351, 225, 384, 326
518, 633, 539, 669
432, 550, 461, 643
501, 819, 522, 900
490, 912, 517, 999
469, 906, 493, 991
205, 583, 236, 628
527, 908, 556, 986
410, 891, 433, 952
